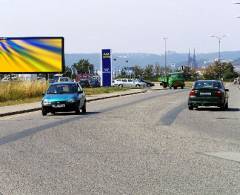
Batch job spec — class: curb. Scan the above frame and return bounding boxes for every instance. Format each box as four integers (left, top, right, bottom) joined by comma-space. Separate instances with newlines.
87, 90, 147, 102
0, 90, 147, 117
0, 108, 42, 118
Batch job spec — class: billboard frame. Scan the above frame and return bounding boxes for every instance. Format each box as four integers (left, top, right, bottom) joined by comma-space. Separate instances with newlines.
0, 36, 65, 74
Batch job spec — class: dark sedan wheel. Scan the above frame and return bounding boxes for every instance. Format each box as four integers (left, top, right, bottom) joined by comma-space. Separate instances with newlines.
188, 105, 193, 110
220, 104, 226, 111
221, 102, 228, 111
225, 102, 229, 110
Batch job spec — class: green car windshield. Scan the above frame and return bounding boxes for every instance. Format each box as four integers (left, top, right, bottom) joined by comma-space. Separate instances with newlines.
47, 84, 78, 94
194, 81, 222, 89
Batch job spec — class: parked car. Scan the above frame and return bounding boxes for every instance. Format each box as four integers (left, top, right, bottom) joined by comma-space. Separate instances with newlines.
79, 79, 91, 88
140, 79, 155, 87
188, 80, 229, 110
55, 77, 72, 82
89, 79, 101, 87
113, 79, 146, 88
42, 82, 86, 116
1, 75, 18, 82
48, 79, 55, 84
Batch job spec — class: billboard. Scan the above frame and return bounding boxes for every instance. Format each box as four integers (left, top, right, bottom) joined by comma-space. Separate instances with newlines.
0, 37, 64, 73
101, 49, 112, 87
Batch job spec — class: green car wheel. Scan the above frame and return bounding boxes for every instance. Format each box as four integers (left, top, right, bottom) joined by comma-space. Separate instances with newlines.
42, 108, 48, 116
82, 102, 86, 113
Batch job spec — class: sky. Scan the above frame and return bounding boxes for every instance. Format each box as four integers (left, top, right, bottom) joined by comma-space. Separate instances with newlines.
1, 0, 240, 54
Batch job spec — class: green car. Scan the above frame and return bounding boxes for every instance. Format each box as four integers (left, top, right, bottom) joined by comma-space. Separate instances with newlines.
188, 80, 229, 110
42, 82, 86, 116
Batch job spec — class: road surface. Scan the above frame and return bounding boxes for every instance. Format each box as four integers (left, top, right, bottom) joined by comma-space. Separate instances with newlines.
0, 85, 240, 195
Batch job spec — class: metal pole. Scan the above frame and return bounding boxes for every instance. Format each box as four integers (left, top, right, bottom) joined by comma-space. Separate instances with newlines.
163, 37, 168, 76
218, 39, 221, 62
210, 35, 226, 79
210, 35, 226, 62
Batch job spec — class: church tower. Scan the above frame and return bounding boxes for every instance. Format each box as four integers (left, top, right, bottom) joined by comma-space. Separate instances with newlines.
192, 49, 197, 69
188, 49, 192, 67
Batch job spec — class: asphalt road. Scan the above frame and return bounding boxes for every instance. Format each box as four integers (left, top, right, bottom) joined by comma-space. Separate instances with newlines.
0, 85, 240, 195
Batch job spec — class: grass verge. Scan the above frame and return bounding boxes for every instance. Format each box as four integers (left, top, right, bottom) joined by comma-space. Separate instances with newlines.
84, 87, 128, 96
0, 97, 42, 107
0, 81, 129, 107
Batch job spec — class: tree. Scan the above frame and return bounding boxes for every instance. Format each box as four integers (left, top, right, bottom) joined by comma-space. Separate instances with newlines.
63, 66, 72, 78
154, 64, 162, 76
222, 63, 238, 80
183, 66, 198, 81
73, 59, 94, 74
132, 65, 144, 78
144, 64, 154, 78
119, 68, 127, 78
203, 61, 237, 80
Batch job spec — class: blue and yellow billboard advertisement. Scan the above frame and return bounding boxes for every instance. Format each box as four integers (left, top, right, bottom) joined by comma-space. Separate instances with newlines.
0, 37, 64, 73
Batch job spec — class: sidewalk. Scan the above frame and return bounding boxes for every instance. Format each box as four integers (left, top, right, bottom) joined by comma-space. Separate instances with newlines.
0, 89, 147, 117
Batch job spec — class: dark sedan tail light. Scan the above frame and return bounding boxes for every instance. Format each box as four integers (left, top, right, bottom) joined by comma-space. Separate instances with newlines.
215, 90, 222, 97
189, 90, 196, 97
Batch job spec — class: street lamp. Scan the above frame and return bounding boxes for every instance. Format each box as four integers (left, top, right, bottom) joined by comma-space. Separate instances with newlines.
113, 58, 128, 78
163, 37, 168, 76
234, 3, 240, 19
113, 58, 117, 78
210, 35, 227, 80
210, 35, 226, 62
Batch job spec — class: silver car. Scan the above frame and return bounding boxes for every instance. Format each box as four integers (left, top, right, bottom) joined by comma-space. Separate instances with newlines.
113, 79, 146, 88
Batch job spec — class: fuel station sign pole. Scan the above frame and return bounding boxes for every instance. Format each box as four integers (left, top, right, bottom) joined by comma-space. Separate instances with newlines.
101, 49, 112, 87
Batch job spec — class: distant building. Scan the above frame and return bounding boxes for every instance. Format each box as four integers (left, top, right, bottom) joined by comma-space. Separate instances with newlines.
188, 49, 198, 69
18, 74, 37, 81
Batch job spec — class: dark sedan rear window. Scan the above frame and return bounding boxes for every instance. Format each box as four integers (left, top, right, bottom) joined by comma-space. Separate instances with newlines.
194, 81, 222, 89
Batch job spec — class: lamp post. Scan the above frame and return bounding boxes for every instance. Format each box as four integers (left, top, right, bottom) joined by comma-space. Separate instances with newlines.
163, 37, 168, 76
113, 58, 128, 78
113, 58, 117, 79
210, 35, 226, 79
210, 35, 226, 62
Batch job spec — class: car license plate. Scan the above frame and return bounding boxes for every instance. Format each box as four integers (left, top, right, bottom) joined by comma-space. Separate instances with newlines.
200, 92, 211, 96
53, 104, 65, 108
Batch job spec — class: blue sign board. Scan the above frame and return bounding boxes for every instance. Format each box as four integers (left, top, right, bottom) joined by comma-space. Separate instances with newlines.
101, 49, 112, 87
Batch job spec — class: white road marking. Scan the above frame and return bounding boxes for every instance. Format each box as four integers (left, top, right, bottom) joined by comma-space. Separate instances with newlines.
204, 152, 240, 163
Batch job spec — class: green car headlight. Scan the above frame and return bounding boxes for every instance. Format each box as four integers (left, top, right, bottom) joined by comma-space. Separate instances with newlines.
67, 99, 76, 103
